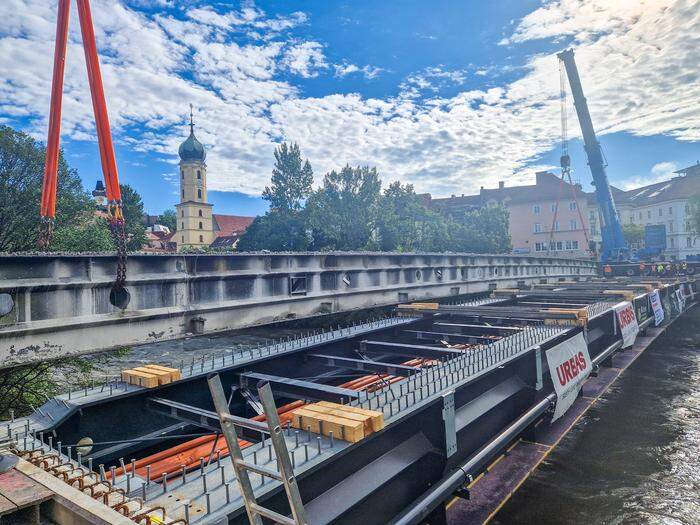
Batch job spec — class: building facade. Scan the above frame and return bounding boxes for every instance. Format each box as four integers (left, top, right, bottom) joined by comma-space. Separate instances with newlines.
428, 171, 596, 258
175, 112, 214, 250
613, 162, 699, 260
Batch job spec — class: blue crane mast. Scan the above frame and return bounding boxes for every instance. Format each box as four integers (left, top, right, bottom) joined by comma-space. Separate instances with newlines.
557, 49, 628, 263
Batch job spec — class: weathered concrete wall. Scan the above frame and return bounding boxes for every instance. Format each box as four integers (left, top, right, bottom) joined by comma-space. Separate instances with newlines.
0, 252, 596, 367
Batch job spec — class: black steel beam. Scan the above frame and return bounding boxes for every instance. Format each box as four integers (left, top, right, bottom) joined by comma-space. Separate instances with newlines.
433, 322, 522, 336
404, 330, 497, 345
149, 397, 223, 432
306, 353, 420, 377
240, 372, 360, 403
360, 340, 463, 359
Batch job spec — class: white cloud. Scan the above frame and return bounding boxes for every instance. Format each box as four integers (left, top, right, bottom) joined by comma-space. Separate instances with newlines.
620, 161, 680, 190
281, 41, 327, 78
0, 0, 698, 200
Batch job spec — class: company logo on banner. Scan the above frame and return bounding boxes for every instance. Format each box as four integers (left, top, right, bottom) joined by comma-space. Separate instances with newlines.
545, 332, 591, 421
649, 290, 665, 326
614, 301, 639, 348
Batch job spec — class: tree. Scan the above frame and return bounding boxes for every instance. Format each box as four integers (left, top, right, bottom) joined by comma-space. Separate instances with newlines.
238, 143, 314, 252
157, 209, 177, 232
0, 125, 93, 252
119, 184, 148, 251
622, 223, 645, 247
52, 214, 115, 252
237, 212, 310, 252
451, 205, 511, 253
376, 181, 451, 252
689, 195, 700, 234
306, 165, 382, 250
262, 143, 313, 212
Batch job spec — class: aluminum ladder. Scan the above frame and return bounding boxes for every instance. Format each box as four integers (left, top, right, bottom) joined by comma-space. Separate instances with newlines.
207, 374, 308, 525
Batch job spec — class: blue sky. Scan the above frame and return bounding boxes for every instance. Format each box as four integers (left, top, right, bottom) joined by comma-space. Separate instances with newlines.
0, 0, 698, 216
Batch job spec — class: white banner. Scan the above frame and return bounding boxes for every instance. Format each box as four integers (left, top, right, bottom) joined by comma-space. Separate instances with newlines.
649, 290, 665, 326
675, 289, 685, 312
614, 301, 639, 348
545, 332, 591, 421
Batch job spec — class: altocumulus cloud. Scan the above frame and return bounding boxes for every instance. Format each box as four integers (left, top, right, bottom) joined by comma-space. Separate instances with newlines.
0, 0, 698, 196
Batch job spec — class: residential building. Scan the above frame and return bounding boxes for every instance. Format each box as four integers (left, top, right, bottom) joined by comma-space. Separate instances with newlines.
612, 162, 700, 260
427, 171, 596, 258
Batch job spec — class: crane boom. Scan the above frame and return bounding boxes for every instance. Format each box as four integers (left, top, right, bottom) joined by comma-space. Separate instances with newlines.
557, 49, 627, 262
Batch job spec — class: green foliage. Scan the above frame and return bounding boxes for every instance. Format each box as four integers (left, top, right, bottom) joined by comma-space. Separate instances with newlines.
622, 223, 645, 246
52, 214, 115, 252
451, 205, 512, 253
237, 212, 310, 252
376, 181, 452, 251
689, 195, 700, 234
157, 208, 177, 232
306, 165, 382, 250
0, 347, 132, 419
0, 125, 93, 252
119, 184, 148, 251
262, 143, 313, 212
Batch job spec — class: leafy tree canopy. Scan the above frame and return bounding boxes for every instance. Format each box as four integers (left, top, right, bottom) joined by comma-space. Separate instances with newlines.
0, 125, 92, 252
306, 165, 381, 251
622, 223, 645, 246
119, 184, 147, 251
157, 208, 177, 232
262, 143, 313, 212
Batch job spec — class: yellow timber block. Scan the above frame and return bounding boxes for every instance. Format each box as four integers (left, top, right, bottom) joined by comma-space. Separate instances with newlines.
121, 369, 159, 388
142, 364, 182, 382
397, 302, 439, 310
290, 407, 365, 443
316, 401, 385, 432
131, 366, 172, 386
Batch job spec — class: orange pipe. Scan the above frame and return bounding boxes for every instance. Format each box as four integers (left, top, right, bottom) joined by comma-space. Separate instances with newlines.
125, 359, 434, 481
41, 0, 70, 219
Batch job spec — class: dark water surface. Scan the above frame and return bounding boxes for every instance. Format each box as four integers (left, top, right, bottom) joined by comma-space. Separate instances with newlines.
493, 307, 700, 525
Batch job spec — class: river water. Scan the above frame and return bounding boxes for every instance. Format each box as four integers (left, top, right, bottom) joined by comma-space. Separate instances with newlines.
493, 306, 700, 525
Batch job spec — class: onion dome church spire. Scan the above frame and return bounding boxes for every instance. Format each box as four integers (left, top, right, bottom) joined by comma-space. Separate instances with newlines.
178, 103, 206, 162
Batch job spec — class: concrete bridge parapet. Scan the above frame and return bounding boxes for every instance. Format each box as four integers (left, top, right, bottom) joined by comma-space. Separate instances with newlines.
0, 252, 596, 367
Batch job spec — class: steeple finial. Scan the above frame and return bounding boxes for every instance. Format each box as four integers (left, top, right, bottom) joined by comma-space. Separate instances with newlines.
189, 103, 194, 134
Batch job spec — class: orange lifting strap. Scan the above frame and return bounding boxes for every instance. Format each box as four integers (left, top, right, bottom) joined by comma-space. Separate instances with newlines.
40, 0, 123, 242
40, 0, 129, 307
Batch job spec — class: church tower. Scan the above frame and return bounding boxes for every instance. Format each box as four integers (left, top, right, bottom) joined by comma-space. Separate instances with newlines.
175, 106, 214, 249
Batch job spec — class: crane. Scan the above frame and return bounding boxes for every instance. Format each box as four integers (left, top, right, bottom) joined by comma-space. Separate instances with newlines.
557, 49, 628, 263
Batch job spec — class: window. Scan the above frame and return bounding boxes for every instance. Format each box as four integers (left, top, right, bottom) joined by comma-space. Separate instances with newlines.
198, 209, 203, 217
589, 211, 596, 221
554, 221, 560, 231
197, 170, 201, 180
687, 237, 693, 248
569, 201, 577, 211
647, 210, 652, 219
181, 169, 184, 179
533, 223, 541, 233
629, 215, 634, 224
181, 189, 185, 199
199, 235, 203, 243
181, 210, 184, 217
569, 219, 577, 230
535, 242, 545, 252
565, 240, 572, 250
658, 208, 663, 217
686, 221, 691, 232
669, 221, 673, 232
533, 204, 541, 215
197, 189, 202, 199
669, 206, 673, 215
550, 203, 557, 213
199, 221, 203, 229
572, 240, 579, 250
181, 222, 184, 230
638, 211, 642, 220
670, 237, 675, 247
181, 235, 184, 243
686, 204, 691, 215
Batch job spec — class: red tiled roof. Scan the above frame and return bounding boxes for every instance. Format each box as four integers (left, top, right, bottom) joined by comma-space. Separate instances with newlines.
212, 214, 255, 238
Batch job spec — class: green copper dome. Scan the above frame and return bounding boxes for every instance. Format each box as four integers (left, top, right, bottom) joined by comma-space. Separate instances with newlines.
178, 129, 206, 162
